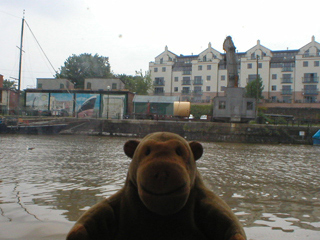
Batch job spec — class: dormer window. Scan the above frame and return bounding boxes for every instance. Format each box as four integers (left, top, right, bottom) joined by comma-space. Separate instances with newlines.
203, 56, 207, 62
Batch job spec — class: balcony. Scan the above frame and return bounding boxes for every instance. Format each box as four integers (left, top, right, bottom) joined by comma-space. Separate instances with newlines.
282, 67, 293, 72
182, 80, 191, 85
181, 89, 191, 95
281, 78, 293, 83
154, 87, 164, 95
302, 77, 319, 83
182, 71, 192, 75
193, 79, 203, 85
303, 89, 319, 95
193, 90, 203, 95
281, 89, 292, 95
153, 80, 165, 86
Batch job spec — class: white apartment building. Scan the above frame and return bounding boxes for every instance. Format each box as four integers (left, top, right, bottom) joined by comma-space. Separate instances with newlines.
149, 36, 320, 106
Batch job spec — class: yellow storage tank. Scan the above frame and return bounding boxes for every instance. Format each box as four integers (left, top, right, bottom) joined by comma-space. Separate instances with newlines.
173, 102, 190, 117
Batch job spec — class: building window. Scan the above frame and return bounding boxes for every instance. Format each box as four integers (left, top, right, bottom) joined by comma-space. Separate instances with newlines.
174, 87, 178, 92
112, 83, 117, 89
248, 74, 259, 83
303, 61, 308, 67
314, 61, 320, 67
272, 74, 277, 79
282, 85, 292, 93
194, 86, 202, 94
37, 83, 42, 89
221, 75, 225, 81
206, 86, 211, 91
60, 84, 64, 89
220, 86, 226, 91
86, 82, 91, 89
247, 63, 252, 69
198, 65, 202, 70
182, 87, 190, 94
182, 77, 191, 85
207, 65, 211, 70
206, 75, 211, 81
246, 102, 254, 110
282, 74, 292, 83
304, 84, 317, 95
282, 96, 291, 103
218, 101, 226, 109
162, 67, 166, 72
154, 68, 158, 72
174, 77, 178, 82
258, 63, 262, 68
272, 85, 277, 91
303, 73, 318, 83
160, 58, 163, 64
154, 87, 164, 94
271, 96, 277, 102
154, 77, 165, 85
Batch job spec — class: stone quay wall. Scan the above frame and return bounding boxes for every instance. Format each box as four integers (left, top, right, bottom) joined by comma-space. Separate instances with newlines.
61, 119, 319, 145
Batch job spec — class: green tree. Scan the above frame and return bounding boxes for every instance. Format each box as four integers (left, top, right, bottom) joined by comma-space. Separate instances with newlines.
56, 53, 112, 89
245, 77, 264, 99
3, 79, 17, 89
118, 71, 152, 95
190, 104, 212, 119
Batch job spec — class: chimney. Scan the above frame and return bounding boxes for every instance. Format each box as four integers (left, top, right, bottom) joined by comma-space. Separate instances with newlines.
0, 74, 3, 88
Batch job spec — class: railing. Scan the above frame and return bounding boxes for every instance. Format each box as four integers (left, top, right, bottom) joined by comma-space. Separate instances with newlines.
193, 79, 203, 85
281, 89, 292, 95
182, 81, 191, 85
193, 90, 203, 95
282, 67, 293, 72
303, 89, 319, 95
182, 71, 191, 75
153, 80, 165, 86
302, 77, 319, 83
281, 78, 293, 83
181, 90, 191, 95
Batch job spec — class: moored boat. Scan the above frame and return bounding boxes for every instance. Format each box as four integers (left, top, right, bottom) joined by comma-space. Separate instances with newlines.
312, 130, 320, 146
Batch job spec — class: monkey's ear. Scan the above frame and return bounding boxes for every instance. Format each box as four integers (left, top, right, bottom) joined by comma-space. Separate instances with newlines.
189, 141, 203, 161
124, 140, 140, 158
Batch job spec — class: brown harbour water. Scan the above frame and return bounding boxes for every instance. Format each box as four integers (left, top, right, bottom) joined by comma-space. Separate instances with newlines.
0, 134, 319, 240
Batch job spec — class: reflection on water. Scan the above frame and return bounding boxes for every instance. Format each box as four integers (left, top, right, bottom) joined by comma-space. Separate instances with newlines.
0, 134, 319, 239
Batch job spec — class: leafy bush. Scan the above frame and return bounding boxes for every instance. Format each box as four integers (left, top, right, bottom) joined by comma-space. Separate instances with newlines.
190, 104, 212, 119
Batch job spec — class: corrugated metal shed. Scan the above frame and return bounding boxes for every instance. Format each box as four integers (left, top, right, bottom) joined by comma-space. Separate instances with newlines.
133, 95, 179, 103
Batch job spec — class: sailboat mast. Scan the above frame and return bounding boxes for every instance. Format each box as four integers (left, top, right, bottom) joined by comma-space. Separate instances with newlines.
18, 11, 25, 93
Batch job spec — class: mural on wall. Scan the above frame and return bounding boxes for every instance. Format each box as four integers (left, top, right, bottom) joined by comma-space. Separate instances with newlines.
50, 93, 74, 116
26, 93, 49, 111
76, 93, 100, 118
101, 94, 126, 119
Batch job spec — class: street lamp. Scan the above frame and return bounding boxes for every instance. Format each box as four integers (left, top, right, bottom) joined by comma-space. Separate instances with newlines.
107, 85, 110, 119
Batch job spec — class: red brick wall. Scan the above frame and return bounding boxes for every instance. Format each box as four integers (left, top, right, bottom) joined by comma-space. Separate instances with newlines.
0, 75, 3, 88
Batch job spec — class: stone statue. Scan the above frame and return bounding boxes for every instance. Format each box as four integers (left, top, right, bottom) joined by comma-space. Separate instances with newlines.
223, 36, 239, 87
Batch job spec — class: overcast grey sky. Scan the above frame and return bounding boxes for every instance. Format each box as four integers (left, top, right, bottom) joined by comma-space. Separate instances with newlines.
1, 0, 319, 89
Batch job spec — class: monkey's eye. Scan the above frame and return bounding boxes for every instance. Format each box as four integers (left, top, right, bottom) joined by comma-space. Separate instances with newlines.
176, 147, 182, 156
145, 147, 151, 156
